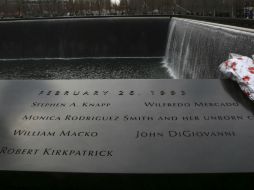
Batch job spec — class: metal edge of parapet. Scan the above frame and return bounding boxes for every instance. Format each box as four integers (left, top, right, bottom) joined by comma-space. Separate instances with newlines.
0, 16, 171, 23
172, 17, 254, 35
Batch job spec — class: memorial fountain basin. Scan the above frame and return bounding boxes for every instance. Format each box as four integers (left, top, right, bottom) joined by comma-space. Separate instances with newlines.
0, 17, 254, 179
1, 17, 254, 79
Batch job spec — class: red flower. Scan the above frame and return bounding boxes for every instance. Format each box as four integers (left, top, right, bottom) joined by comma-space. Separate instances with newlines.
243, 76, 250, 82
231, 62, 237, 71
224, 61, 229, 67
249, 67, 254, 74
244, 91, 250, 97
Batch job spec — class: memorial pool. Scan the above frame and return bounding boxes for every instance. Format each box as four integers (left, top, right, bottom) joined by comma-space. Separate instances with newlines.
1, 17, 254, 80
1, 16, 254, 189
0, 58, 170, 79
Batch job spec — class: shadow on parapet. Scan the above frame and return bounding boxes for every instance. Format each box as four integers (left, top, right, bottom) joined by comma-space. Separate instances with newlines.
0, 81, 51, 168
220, 80, 254, 114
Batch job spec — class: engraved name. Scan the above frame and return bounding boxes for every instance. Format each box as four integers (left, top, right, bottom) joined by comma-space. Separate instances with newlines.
31, 102, 111, 108
13, 130, 98, 137
136, 130, 237, 139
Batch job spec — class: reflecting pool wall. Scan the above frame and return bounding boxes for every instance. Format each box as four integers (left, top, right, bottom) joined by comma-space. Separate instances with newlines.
0, 17, 169, 59
163, 18, 254, 79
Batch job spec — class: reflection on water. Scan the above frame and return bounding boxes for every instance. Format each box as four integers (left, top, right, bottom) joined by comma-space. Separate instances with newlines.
0, 58, 170, 79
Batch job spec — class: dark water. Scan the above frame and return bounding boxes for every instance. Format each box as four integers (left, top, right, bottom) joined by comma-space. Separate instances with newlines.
0, 58, 170, 79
